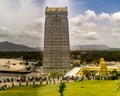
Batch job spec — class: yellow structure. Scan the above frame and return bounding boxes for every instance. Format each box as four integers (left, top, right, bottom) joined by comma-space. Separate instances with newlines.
99, 58, 108, 75
74, 58, 120, 76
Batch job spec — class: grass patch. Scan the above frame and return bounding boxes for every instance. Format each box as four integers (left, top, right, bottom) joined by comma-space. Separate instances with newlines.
0, 80, 118, 96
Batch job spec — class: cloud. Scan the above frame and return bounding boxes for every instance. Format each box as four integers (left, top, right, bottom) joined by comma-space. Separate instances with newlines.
81, 32, 100, 40
0, 0, 45, 27
98, 12, 111, 20
0, 25, 15, 38
0, 26, 9, 31
112, 32, 120, 37
8, 17, 44, 47
112, 12, 120, 25
0, 0, 72, 47
85, 10, 97, 20
70, 10, 120, 47
0, 0, 45, 47
45, 0, 70, 7
0, 0, 120, 48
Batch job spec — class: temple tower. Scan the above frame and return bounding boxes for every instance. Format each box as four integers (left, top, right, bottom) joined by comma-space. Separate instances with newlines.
43, 7, 70, 73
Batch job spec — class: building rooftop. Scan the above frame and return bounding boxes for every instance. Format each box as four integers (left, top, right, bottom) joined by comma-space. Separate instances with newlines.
46, 7, 67, 12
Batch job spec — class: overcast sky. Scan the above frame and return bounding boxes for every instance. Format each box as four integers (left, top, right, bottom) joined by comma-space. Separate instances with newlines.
0, 0, 120, 48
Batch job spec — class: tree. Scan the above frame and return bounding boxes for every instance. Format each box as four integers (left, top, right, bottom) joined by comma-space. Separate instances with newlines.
25, 66, 32, 71
50, 71, 59, 80
34, 60, 42, 67
110, 69, 120, 80
111, 69, 118, 76
72, 62, 80, 68
28, 60, 42, 72
58, 82, 66, 96
25, 61, 29, 66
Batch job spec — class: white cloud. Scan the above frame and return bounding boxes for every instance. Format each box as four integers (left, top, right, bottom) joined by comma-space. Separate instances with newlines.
0, 1, 120, 48
85, 10, 97, 20
98, 12, 111, 20
112, 12, 120, 21
81, 32, 100, 40
0, 26, 9, 31
57, 0, 68, 4
45, 0, 70, 7
70, 10, 120, 48
112, 32, 120, 37
0, 0, 45, 47
0, 0, 71, 47
0, 0, 43, 28
112, 12, 120, 25
10, 17, 44, 47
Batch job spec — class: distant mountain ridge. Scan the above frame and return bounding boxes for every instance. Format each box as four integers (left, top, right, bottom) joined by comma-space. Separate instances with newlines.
0, 41, 119, 51
0, 41, 41, 51
70, 45, 120, 51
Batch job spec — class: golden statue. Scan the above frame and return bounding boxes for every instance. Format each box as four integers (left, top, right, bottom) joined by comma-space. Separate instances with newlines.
99, 58, 108, 75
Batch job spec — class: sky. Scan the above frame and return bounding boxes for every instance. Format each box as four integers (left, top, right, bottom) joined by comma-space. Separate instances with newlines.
0, 0, 120, 48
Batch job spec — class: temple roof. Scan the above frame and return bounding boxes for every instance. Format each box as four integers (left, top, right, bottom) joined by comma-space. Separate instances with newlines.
46, 7, 67, 12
